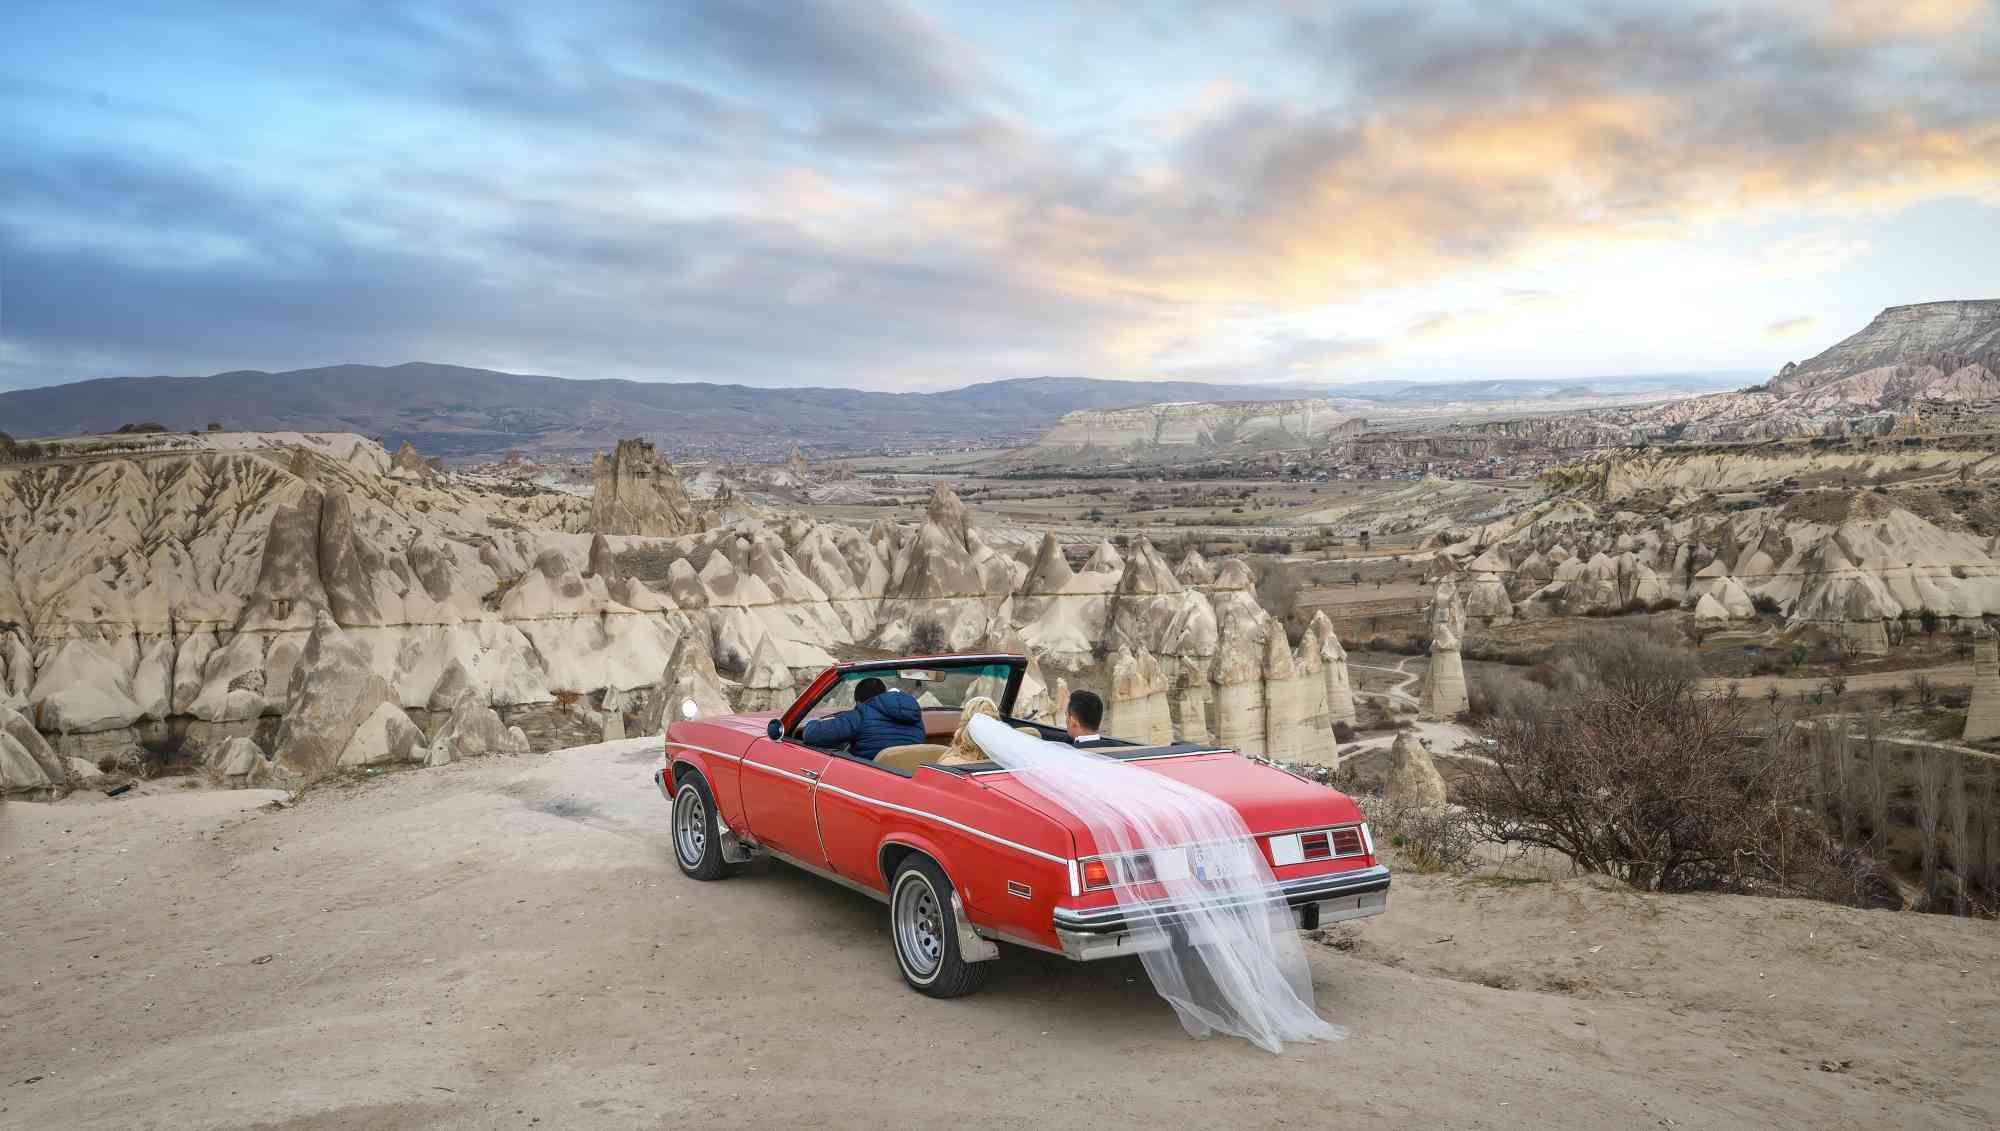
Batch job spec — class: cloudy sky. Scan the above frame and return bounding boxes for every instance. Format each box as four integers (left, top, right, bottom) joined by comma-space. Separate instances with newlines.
3, 0, 1996, 392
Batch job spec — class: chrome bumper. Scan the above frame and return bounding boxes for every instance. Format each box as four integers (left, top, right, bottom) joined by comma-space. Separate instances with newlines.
1051, 865, 1391, 961
653, 766, 672, 800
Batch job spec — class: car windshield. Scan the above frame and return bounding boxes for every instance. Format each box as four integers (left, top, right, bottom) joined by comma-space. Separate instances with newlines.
804, 662, 1013, 717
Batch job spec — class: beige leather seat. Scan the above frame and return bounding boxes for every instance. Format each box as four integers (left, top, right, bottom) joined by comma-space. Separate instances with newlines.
874, 743, 950, 772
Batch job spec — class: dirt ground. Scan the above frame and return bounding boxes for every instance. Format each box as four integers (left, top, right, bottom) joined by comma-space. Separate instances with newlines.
4, 743, 1996, 1130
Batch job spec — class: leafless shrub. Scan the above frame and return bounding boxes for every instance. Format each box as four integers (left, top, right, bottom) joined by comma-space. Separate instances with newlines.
1462, 681, 1833, 895
1914, 749, 1945, 907
1865, 715, 1889, 855
1465, 665, 1553, 723
1829, 717, 1859, 849
1354, 795, 1477, 874
1984, 767, 2000, 908
1253, 560, 1304, 643
1911, 673, 1937, 707
1949, 755, 1970, 916
909, 619, 948, 655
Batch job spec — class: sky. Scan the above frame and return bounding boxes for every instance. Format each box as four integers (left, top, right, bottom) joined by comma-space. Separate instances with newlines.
3, 0, 1997, 393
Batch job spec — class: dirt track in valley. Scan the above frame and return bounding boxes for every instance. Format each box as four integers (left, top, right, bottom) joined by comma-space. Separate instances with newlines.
1701, 662, 1972, 699
3, 742, 1995, 1130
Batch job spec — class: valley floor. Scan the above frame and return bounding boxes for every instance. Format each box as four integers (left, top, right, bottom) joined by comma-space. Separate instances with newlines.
3, 744, 1994, 1130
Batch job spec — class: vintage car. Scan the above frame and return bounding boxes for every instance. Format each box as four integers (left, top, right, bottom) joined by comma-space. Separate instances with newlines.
655, 653, 1389, 997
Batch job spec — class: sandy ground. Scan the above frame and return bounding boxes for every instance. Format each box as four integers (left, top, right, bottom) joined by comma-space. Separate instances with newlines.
4, 742, 1996, 1130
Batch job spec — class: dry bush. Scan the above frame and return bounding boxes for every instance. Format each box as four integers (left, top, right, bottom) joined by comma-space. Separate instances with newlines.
1461, 680, 1842, 896
1914, 749, 1945, 906
1465, 665, 1553, 723
908, 619, 948, 655
1354, 795, 1478, 874
1949, 755, 1970, 916
1911, 673, 1937, 706
1253, 560, 1304, 643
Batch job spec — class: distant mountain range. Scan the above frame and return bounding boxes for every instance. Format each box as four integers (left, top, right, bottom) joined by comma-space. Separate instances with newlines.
0, 362, 1744, 460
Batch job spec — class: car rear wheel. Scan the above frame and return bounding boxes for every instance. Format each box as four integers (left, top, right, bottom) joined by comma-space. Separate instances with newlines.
890, 857, 988, 998
671, 775, 729, 881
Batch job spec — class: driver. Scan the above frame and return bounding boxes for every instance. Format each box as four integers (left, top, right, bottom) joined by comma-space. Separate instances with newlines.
797, 676, 924, 761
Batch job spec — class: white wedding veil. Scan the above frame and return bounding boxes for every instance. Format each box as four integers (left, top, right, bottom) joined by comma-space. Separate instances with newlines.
968, 715, 1341, 1052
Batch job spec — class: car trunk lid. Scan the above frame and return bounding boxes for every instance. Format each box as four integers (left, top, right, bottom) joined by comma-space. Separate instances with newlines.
971, 751, 1360, 857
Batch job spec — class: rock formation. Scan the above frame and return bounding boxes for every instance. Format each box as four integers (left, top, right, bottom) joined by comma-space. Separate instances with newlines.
1, 704, 68, 798
337, 702, 430, 768
735, 635, 797, 713
590, 439, 702, 536
1303, 611, 1358, 726
1104, 647, 1167, 745
208, 736, 273, 789
1965, 635, 2000, 742
1386, 731, 1448, 807
1418, 577, 1469, 719
273, 612, 394, 777
1211, 622, 1267, 756
1020, 398, 1358, 465
429, 695, 531, 764
0, 428, 1315, 794
1260, 630, 1315, 763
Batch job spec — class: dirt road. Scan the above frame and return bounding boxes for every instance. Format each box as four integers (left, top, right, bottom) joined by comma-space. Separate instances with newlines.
4, 742, 1994, 1129
1702, 662, 1974, 700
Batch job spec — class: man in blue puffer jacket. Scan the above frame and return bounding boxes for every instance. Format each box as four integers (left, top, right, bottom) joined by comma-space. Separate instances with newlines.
798, 677, 926, 761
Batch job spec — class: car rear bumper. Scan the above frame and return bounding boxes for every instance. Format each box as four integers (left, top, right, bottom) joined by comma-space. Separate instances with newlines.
1050, 864, 1390, 961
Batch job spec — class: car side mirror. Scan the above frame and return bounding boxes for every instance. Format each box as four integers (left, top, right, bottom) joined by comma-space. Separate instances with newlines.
767, 719, 783, 741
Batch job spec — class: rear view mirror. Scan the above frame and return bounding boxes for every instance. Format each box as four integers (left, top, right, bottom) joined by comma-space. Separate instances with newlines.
680, 698, 699, 721
766, 719, 784, 741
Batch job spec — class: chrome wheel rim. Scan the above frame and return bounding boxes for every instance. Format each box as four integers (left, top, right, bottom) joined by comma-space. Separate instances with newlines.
673, 784, 707, 866
893, 873, 944, 980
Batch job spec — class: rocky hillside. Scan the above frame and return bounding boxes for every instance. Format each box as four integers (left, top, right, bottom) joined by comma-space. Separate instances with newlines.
1430, 434, 2000, 651
0, 430, 1360, 798
1617, 301, 2000, 441
1014, 398, 1363, 466
1772, 300, 2000, 400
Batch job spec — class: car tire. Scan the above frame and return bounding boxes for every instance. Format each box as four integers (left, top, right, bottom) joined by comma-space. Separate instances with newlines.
889, 856, 989, 998
671, 774, 730, 881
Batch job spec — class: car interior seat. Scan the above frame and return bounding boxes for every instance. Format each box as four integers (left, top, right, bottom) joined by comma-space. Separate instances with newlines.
874, 743, 950, 772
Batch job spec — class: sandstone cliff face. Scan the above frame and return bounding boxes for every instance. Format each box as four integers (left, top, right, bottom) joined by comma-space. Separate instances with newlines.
1023, 398, 1356, 463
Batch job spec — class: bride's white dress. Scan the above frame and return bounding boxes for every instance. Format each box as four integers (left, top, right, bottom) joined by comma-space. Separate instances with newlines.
967, 715, 1342, 1052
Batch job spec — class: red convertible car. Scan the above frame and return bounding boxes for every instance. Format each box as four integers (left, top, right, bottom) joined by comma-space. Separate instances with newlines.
655, 653, 1389, 997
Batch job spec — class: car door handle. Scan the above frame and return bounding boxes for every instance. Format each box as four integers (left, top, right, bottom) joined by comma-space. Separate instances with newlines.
801, 768, 819, 780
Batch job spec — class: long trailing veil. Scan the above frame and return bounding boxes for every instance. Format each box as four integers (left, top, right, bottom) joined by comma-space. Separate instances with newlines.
967, 715, 1341, 1053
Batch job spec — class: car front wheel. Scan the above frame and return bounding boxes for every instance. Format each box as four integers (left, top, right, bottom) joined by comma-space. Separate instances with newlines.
671, 775, 730, 881
890, 857, 988, 998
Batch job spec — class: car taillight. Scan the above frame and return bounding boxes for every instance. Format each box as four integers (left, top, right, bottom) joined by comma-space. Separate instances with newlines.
1268, 824, 1370, 866
1330, 826, 1364, 856
1082, 859, 1112, 890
